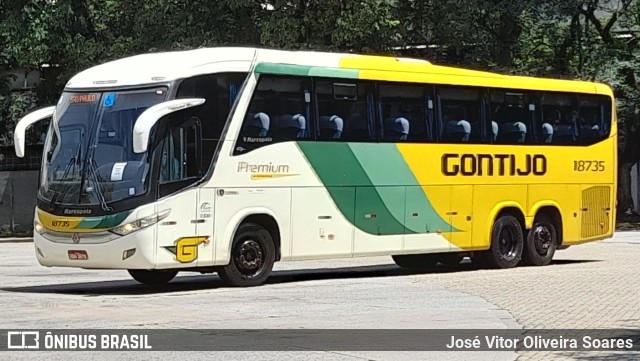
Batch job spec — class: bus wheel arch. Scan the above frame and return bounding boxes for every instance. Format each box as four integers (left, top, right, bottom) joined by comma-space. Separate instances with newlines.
529, 206, 563, 246
477, 206, 526, 269
240, 213, 281, 262
522, 206, 561, 266
218, 221, 277, 287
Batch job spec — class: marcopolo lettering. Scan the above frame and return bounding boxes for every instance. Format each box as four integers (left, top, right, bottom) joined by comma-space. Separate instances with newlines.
442, 153, 547, 176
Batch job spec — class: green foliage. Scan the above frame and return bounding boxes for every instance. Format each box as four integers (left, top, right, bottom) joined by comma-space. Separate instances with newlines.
0, 91, 39, 145
0, 73, 16, 96
253, 0, 401, 52
1, 0, 639, 215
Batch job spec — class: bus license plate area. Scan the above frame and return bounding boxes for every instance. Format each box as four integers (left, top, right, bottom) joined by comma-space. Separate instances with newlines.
68, 250, 88, 260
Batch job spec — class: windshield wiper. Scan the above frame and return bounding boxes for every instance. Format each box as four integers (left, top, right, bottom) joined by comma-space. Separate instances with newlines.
50, 133, 83, 204
87, 157, 112, 212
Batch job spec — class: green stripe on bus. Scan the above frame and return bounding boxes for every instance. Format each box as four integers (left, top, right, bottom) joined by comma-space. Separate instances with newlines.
348, 143, 412, 229
298, 142, 454, 235
308, 67, 359, 79
348, 143, 453, 233
76, 218, 103, 229
78, 211, 132, 229
254, 63, 359, 79
254, 63, 312, 76
298, 142, 408, 235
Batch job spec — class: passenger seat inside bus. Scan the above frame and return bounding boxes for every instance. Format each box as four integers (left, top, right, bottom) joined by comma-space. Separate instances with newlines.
243, 112, 270, 137
383, 117, 410, 141
273, 113, 307, 140
553, 123, 577, 144
551, 111, 579, 144
541, 123, 553, 143
442, 120, 471, 142
491, 121, 498, 142
319, 115, 343, 140
497, 122, 527, 143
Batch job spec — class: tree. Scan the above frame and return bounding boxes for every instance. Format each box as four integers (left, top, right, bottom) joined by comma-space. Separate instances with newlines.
1, 0, 638, 221
570, 1, 639, 219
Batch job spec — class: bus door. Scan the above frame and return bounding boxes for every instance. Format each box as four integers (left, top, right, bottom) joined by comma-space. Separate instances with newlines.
154, 117, 211, 267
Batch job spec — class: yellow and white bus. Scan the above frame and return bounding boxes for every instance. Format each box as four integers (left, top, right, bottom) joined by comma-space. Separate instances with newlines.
14, 47, 616, 286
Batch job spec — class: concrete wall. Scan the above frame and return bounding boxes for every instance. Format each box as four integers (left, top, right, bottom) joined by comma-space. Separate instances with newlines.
0, 170, 38, 235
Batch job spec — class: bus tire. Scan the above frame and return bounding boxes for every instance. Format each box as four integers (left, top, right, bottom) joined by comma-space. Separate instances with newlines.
481, 214, 524, 269
218, 222, 275, 287
522, 214, 557, 266
392, 254, 438, 269
128, 269, 178, 285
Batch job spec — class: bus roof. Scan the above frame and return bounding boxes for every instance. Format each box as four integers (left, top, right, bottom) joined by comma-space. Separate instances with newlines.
65, 47, 613, 97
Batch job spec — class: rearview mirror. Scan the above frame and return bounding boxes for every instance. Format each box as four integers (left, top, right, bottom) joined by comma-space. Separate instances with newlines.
133, 98, 205, 153
14, 106, 56, 158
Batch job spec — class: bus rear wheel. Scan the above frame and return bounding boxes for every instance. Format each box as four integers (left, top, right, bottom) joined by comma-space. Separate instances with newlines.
522, 214, 557, 266
128, 269, 178, 285
392, 254, 438, 269
479, 214, 524, 269
218, 222, 275, 287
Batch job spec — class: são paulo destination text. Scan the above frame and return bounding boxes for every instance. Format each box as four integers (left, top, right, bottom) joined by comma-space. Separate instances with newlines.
446, 335, 634, 350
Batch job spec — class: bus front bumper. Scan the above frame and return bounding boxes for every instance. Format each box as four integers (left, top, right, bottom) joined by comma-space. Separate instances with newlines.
33, 227, 158, 269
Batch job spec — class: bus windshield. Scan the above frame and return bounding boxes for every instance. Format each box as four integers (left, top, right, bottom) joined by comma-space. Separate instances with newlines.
39, 88, 168, 208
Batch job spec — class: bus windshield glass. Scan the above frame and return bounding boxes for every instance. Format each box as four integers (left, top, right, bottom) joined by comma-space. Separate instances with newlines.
39, 88, 168, 207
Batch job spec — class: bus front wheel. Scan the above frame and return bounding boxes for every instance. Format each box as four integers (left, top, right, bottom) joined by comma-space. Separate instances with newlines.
479, 214, 524, 269
128, 269, 178, 285
218, 222, 276, 287
522, 214, 557, 266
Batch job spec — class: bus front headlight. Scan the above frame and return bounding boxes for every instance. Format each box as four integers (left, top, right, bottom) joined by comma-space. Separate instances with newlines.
34, 221, 46, 235
109, 210, 170, 236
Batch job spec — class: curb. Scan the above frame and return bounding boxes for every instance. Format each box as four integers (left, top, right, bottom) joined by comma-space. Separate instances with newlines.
0, 237, 33, 243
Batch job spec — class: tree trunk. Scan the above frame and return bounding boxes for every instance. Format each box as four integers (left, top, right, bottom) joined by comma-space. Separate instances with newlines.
70, 0, 96, 38
495, 12, 522, 68
617, 161, 635, 218
616, 118, 640, 221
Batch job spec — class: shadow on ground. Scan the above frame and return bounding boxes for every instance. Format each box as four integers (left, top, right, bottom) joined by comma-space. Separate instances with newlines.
1, 258, 601, 296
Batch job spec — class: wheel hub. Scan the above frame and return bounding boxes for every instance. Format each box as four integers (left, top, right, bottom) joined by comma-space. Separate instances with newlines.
532, 226, 552, 255
236, 239, 264, 276
498, 228, 517, 261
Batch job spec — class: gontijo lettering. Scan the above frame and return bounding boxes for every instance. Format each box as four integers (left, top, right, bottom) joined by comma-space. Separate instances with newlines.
442, 153, 547, 176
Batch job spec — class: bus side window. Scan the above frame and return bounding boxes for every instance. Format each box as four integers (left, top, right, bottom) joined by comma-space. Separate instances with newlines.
159, 118, 201, 196
235, 76, 309, 154
579, 95, 611, 145
540, 92, 578, 145
489, 89, 529, 144
378, 83, 429, 142
315, 79, 374, 142
438, 86, 483, 143
176, 73, 247, 166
